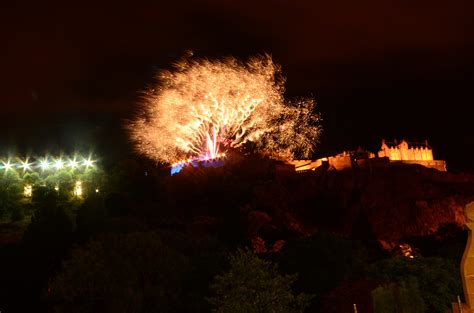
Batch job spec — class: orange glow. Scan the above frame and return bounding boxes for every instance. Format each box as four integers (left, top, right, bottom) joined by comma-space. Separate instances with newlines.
379, 140, 434, 161
398, 243, 416, 259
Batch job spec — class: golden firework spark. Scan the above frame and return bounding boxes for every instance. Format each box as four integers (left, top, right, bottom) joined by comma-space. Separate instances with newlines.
128, 54, 321, 163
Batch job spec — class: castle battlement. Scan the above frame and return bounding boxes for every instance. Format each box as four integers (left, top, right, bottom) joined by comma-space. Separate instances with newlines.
378, 139, 434, 161
288, 139, 446, 172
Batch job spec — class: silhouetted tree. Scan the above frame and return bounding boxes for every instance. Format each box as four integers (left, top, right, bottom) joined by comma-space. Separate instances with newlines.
372, 277, 425, 313
23, 189, 76, 251
76, 193, 106, 241
0, 170, 22, 218
369, 256, 461, 313
209, 248, 312, 313
276, 233, 369, 311
48, 232, 189, 313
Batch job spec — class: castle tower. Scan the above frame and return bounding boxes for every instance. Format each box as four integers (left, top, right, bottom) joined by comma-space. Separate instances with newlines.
399, 140, 409, 160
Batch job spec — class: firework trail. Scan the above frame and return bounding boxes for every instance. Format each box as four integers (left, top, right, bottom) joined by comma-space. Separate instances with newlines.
128, 54, 321, 163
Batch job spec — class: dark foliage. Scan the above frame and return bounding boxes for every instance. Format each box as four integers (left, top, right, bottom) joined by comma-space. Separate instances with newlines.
276, 233, 370, 311
369, 256, 462, 313
209, 248, 312, 313
0, 155, 471, 313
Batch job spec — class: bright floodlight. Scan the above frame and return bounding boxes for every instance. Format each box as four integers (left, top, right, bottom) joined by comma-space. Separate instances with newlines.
20, 159, 31, 171
68, 159, 78, 169
40, 159, 50, 170
2, 161, 12, 171
83, 158, 94, 168
54, 159, 64, 169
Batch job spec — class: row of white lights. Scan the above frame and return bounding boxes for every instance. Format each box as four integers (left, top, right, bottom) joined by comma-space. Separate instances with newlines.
171, 153, 226, 167
0, 157, 96, 172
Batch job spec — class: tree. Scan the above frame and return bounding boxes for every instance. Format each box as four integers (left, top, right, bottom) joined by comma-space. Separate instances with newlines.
209, 248, 312, 313
47, 232, 189, 313
76, 193, 106, 240
372, 277, 425, 313
369, 256, 461, 313
0, 170, 23, 218
276, 233, 369, 311
23, 189, 76, 251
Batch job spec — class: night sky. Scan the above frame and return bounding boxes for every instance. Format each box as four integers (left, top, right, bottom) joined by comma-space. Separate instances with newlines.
1, 0, 473, 172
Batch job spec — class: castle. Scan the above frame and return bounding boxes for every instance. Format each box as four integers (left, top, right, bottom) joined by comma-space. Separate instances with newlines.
377, 139, 446, 171
289, 139, 447, 172
378, 139, 433, 161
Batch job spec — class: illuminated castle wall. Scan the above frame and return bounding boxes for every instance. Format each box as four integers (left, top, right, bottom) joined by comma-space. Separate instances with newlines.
378, 139, 433, 161
377, 140, 446, 171
289, 139, 446, 172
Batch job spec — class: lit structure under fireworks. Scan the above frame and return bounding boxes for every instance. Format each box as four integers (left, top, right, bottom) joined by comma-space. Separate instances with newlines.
0, 155, 96, 172
0, 154, 99, 197
128, 54, 321, 172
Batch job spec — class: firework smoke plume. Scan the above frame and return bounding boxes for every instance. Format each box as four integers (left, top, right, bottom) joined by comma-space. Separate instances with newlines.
128, 54, 321, 163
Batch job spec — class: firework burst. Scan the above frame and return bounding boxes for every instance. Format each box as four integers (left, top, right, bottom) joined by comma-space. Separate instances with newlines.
128, 54, 321, 163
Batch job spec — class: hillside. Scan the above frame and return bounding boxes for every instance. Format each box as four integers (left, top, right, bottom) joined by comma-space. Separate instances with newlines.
165, 157, 474, 247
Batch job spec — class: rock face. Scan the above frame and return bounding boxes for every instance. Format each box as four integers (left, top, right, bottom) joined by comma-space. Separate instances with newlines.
289, 163, 474, 243
167, 157, 474, 245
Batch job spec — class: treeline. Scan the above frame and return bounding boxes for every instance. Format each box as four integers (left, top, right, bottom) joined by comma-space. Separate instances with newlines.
0, 155, 466, 313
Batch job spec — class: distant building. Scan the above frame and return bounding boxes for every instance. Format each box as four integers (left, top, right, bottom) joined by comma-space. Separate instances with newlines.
289, 139, 446, 172
378, 139, 433, 161
378, 139, 446, 171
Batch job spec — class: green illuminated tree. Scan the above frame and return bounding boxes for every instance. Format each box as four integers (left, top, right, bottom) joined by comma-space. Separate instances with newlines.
77, 167, 107, 195
0, 170, 22, 218
209, 249, 312, 313
23, 171, 41, 186
45, 170, 74, 199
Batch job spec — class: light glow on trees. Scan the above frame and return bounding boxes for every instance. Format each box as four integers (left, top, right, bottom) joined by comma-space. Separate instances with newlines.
24, 185, 32, 197
74, 181, 83, 197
